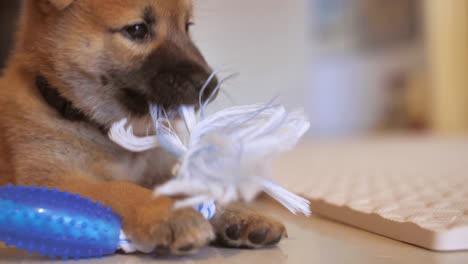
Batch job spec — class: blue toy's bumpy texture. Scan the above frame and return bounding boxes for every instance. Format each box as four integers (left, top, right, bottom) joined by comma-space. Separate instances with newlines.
0, 185, 122, 260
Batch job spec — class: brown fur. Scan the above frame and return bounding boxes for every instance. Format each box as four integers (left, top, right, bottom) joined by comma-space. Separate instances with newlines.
0, 0, 285, 256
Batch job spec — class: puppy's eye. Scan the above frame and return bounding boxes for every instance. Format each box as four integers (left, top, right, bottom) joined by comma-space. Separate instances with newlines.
185, 22, 194, 33
123, 23, 149, 40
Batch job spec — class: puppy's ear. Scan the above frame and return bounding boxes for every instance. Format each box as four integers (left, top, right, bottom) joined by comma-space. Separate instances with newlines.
47, 0, 75, 10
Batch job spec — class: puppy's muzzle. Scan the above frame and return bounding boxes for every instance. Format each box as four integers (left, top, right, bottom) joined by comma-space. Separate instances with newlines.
150, 62, 219, 109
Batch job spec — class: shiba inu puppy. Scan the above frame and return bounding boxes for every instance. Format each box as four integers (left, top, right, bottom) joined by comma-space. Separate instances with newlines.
0, 0, 286, 256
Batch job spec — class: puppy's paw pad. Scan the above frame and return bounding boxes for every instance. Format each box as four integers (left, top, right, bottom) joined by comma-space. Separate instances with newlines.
212, 205, 287, 249
248, 228, 269, 244
225, 224, 243, 240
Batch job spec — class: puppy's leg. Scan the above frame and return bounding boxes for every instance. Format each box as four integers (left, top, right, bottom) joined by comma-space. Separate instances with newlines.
42, 178, 215, 255
210, 203, 287, 249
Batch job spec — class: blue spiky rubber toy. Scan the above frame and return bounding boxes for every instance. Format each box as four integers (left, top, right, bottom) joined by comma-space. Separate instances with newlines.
0, 185, 122, 260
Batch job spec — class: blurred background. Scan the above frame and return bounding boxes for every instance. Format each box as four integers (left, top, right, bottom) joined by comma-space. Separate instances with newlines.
1, 0, 467, 139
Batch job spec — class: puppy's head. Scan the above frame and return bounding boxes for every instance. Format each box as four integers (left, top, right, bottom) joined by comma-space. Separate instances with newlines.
22, 0, 218, 126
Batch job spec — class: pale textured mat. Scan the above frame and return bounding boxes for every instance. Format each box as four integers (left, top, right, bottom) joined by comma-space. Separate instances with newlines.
275, 137, 468, 251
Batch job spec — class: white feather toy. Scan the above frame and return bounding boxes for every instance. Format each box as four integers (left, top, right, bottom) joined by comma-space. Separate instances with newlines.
109, 76, 311, 216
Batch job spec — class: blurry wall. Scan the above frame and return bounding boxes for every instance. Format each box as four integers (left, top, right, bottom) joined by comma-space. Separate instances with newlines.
192, 0, 308, 109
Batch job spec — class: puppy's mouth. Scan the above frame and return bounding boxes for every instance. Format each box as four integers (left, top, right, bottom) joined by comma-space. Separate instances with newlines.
118, 88, 181, 120
118, 78, 219, 117
119, 88, 149, 116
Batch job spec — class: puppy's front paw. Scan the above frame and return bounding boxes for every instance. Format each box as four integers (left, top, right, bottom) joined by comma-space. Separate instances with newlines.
123, 199, 215, 256
211, 203, 287, 249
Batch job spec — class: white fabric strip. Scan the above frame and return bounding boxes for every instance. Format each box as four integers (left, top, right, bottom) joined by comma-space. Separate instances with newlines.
109, 104, 311, 216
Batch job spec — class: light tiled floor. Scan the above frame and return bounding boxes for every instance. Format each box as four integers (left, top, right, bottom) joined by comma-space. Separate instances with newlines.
1, 197, 468, 264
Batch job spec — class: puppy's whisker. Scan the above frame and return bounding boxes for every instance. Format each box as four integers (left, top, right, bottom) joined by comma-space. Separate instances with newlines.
200, 72, 239, 119
198, 70, 220, 110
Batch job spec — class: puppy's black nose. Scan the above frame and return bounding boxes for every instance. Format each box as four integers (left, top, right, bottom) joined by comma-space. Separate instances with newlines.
143, 40, 219, 108
149, 62, 218, 108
